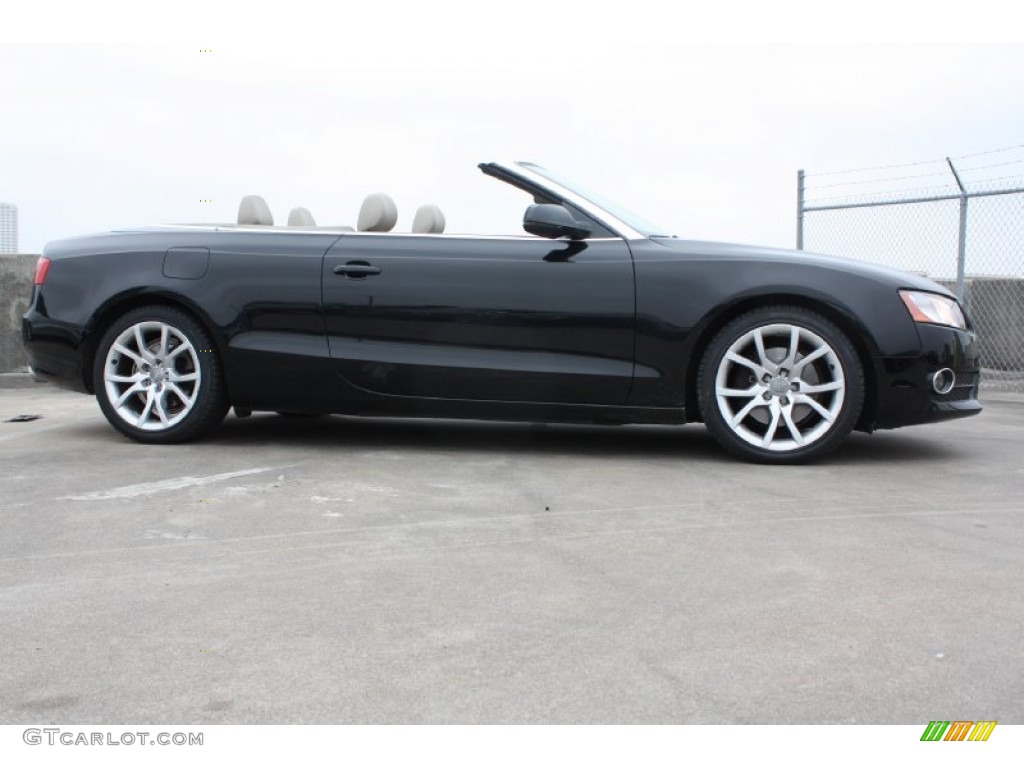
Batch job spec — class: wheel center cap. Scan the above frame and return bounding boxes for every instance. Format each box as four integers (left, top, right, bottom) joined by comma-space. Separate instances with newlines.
150, 366, 167, 384
769, 376, 790, 397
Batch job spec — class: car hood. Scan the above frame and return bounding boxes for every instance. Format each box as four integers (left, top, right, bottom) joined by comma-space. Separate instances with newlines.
649, 237, 955, 297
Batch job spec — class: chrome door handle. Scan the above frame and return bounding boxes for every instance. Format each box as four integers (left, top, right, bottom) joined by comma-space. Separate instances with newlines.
333, 262, 381, 277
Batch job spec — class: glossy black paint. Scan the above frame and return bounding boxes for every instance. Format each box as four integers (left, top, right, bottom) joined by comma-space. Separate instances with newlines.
23, 222, 982, 431
323, 234, 635, 404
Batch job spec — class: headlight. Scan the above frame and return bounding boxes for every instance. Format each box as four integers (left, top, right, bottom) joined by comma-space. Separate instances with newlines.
899, 290, 966, 330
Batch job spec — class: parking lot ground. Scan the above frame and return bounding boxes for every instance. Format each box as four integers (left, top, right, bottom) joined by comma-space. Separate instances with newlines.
1, 384, 1022, 724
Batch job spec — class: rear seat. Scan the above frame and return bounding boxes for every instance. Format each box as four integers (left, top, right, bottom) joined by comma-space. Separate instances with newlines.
237, 195, 273, 226
357, 193, 398, 232
287, 207, 316, 226
412, 204, 445, 234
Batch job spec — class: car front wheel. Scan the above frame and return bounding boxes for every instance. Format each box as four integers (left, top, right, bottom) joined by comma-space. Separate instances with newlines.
698, 306, 864, 464
93, 306, 228, 443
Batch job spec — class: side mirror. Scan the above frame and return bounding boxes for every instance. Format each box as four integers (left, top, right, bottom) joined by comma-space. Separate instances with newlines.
523, 204, 591, 240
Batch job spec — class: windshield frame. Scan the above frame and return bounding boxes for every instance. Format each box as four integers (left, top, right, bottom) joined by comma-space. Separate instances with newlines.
488, 160, 670, 239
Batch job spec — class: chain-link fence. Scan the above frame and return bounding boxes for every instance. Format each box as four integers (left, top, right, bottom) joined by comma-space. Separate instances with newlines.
798, 146, 1024, 391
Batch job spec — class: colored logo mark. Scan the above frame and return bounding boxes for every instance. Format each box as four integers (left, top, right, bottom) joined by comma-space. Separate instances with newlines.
920, 721, 997, 741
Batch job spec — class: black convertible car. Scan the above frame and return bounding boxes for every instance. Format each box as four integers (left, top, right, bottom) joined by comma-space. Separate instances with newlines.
22, 160, 981, 463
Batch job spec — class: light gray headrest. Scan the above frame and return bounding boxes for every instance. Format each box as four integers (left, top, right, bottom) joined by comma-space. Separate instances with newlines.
288, 207, 316, 226
412, 204, 445, 234
238, 195, 273, 226
357, 193, 398, 232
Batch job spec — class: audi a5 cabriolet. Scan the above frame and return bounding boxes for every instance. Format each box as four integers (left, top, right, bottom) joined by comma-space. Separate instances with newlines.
22, 160, 981, 462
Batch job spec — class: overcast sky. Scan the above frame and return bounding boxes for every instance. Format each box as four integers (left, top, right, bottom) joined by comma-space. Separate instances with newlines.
2, 10, 1023, 254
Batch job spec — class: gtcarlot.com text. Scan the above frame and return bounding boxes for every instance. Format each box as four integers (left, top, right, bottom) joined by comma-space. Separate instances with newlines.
23, 729, 203, 746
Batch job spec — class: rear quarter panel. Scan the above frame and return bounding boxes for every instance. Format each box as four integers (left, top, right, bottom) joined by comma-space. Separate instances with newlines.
30, 229, 340, 409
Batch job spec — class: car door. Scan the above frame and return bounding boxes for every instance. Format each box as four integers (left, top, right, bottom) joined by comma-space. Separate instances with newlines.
321, 233, 635, 404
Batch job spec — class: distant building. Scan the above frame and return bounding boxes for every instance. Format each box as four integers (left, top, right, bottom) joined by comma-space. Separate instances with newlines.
0, 203, 17, 253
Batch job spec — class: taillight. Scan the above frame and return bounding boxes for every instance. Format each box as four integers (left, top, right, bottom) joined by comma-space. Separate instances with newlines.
33, 257, 51, 286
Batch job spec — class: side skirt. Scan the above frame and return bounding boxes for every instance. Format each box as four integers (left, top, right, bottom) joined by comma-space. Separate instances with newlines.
289, 398, 688, 426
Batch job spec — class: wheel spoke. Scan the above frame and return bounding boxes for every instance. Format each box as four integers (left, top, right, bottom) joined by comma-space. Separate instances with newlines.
725, 350, 760, 374
784, 326, 800, 367
760, 402, 782, 447
782, 405, 805, 446
795, 394, 835, 423
728, 397, 762, 428
133, 325, 150, 359
801, 381, 843, 394
168, 382, 195, 408
753, 328, 772, 371
114, 382, 146, 408
154, 390, 171, 425
792, 344, 829, 375
168, 370, 198, 383
107, 372, 146, 383
719, 385, 760, 398
136, 390, 156, 426
165, 339, 194, 361
159, 324, 170, 358
113, 343, 146, 366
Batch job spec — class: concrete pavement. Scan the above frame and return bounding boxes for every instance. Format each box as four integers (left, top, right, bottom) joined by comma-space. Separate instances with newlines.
1, 385, 1022, 723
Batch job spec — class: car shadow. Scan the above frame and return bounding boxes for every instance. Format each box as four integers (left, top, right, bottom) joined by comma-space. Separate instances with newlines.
179, 413, 964, 465
828, 431, 962, 464
208, 414, 715, 460
63, 411, 965, 465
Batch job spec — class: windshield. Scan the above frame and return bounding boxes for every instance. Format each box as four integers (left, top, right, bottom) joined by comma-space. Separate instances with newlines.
515, 161, 673, 237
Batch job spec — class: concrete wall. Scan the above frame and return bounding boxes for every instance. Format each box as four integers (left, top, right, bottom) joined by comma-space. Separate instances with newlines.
0, 254, 37, 373
935, 277, 1024, 371
965, 278, 1024, 371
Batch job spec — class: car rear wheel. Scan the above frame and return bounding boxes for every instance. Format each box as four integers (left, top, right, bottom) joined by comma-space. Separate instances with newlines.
93, 306, 228, 443
697, 306, 864, 464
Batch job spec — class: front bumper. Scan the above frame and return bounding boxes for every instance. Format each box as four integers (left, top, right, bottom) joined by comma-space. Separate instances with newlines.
870, 323, 982, 429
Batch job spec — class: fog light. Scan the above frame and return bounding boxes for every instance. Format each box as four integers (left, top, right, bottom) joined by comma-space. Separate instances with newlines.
930, 368, 956, 395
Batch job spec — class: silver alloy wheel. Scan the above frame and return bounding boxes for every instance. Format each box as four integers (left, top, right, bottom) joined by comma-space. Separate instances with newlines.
714, 323, 845, 452
103, 321, 202, 432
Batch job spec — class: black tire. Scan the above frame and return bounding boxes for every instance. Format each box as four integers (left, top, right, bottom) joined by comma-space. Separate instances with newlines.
697, 306, 864, 464
92, 305, 229, 444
